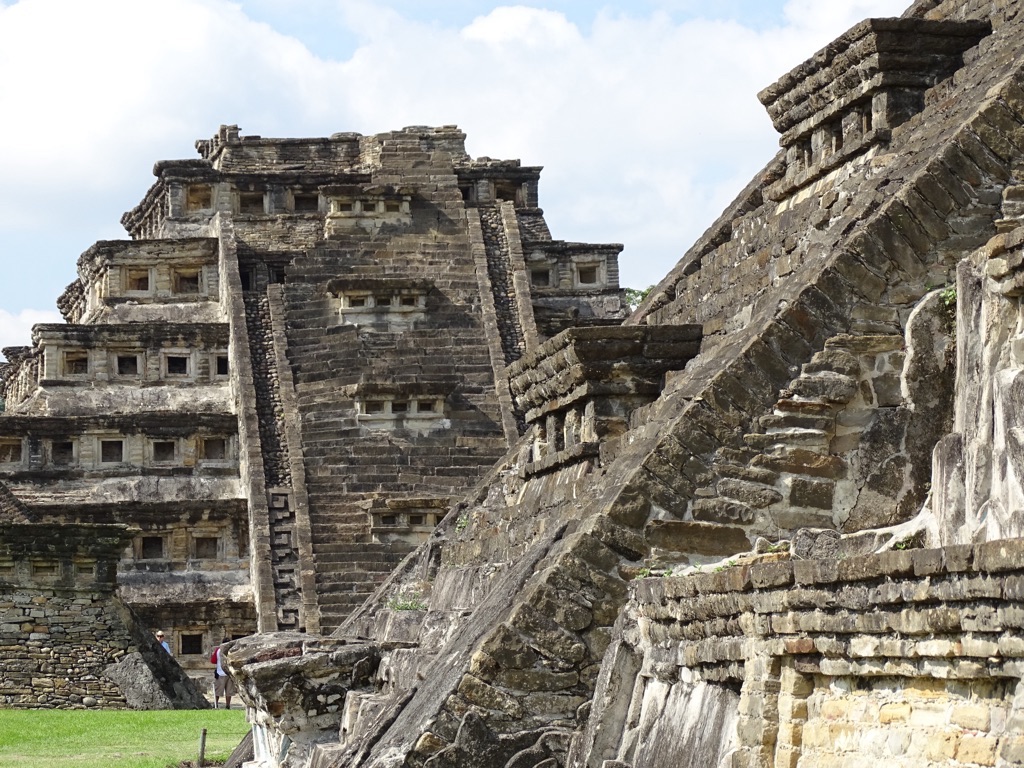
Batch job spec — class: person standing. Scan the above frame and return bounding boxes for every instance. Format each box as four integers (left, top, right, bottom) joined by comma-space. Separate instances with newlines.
156, 631, 171, 655
211, 638, 235, 709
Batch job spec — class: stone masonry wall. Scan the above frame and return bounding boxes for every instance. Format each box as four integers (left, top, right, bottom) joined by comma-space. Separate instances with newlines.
479, 204, 527, 366
1, 586, 133, 709
611, 1, 1024, 561
575, 539, 1024, 767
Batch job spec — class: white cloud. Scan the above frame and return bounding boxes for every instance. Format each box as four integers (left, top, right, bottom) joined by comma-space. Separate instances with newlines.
782, 0, 910, 37
461, 6, 582, 46
0, 0, 918, 321
0, 0, 324, 187
0, 309, 62, 354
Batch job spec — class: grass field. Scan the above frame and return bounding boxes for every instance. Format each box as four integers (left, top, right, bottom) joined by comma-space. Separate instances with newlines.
0, 709, 251, 768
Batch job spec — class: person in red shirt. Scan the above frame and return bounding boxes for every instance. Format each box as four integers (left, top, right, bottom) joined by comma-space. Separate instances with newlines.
210, 638, 235, 709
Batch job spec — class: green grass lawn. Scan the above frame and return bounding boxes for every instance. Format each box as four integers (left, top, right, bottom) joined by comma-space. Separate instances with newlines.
0, 709, 251, 768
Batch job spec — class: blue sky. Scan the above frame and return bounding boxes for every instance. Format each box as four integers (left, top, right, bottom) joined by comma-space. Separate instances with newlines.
235, 0, 795, 51
0, 0, 910, 351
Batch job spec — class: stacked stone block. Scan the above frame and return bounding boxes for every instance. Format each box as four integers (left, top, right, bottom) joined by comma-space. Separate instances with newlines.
587, 539, 1024, 767
681, 322, 951, 547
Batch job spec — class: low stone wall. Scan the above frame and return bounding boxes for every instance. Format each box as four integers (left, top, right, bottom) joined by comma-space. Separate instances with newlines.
1, 588, 132, 708
0, 521, 208, 709
575, 538, 1024, 768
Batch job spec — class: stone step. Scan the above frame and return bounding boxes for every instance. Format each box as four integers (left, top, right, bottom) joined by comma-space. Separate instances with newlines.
308, 525, 369, 538
308, 519, 367, 531
314, 543, 412, 557
315, 559, 409, 572
300, 426, 362, 439
759, 411, 835, 431
750, 446, 848, 478
822, 333, 904, 355
316, 579, 389, 594
788, 371, 858, 403
317, 595, 374, 609
714, 461, 780, 486
316, 560, 403, 574
773, 399, 835, 417
316, 567, 391, 579
744, 428, 830, 450
296, 371, 351, 385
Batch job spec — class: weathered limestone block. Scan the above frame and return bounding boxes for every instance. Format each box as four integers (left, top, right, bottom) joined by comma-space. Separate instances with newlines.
103, 651, 208, 710
790, 529, 841, 560
788, 478, 835, 509
419, 711, 565, 768
788, 371, 859, 403
715, 478, 784, 509
229, 632, 379, 767
751, 447, 847, 480
930, 226, 1024, 545
644, 520, 751, 556
691, 498, 755, 525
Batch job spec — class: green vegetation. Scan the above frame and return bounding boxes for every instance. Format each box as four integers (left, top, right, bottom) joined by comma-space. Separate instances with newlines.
387, 585, 428, 611
892, 531, 924, 551
940, 285, 957, 328
625, 285, 654, 310
0, 709, 250, 768
939, 285, 957, 310
633, 565, 676, 579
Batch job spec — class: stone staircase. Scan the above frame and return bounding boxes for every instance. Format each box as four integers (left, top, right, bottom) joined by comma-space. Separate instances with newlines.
696, 334, 907, 537
278, 240, 508, 632
312, 541, 412, 632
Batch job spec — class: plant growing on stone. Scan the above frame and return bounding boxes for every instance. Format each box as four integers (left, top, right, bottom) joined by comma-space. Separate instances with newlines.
940, 285, 957, 329
387, 585, 428, 611
940, 285, 956, 310
455, 512, 469, 532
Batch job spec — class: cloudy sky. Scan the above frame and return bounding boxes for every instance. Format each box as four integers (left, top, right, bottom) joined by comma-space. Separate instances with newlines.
0, 0, 911, 352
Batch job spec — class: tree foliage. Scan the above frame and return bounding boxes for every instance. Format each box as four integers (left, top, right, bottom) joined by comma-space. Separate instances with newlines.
625, 285, 654, 311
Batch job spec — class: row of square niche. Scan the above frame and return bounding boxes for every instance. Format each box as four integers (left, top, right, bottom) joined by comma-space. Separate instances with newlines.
0, 435, 234, 468
56, 350, 228, 380
183, 184, 407, 218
